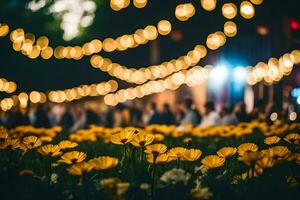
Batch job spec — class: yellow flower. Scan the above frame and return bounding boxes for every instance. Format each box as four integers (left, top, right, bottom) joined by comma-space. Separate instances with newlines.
22, 136, 42, 149
147, 153, 176, 164
59, 151, 87, 164
238, 152, 262, 165
110, 130, 136, 145
144, 144, 167, 155
154, 133, 165, 142
0, 138, 20, 150
264, 136, 281, 145
0, 127, 8, 140
181, 149, 202, 162
89, 156, 118, 170
58, 140, 78, 149
183, 137, 192, 144
237, 143, 258, 156
67, 162, 93, 176
38, 144, 62, 157
201, 155, 225, 169
130, 133, 154, 147
284, 133, 300, 145
256, 156, 276, 169
99, 177, 130, 196
168, 147, 187, 158
217, 147, 237, 158
40, 136, 53, 142
263, 146, 291, 160
100, 177, 121, 188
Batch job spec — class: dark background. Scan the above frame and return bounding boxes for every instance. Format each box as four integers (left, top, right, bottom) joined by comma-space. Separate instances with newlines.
1, 0, 300, 98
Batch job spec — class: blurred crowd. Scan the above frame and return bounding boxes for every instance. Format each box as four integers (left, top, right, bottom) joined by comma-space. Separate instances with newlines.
0, 97, 299, 132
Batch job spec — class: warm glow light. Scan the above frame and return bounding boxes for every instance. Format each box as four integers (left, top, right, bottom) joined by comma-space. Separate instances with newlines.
240, 1, 255, 19
222, 3, 237, 19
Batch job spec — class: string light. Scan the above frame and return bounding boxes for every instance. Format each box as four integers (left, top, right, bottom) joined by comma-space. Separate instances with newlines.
250, 0, 264, 6
175, 3, 196, 21
0, 78, 17, 94
240, 1, 255, 19
247, 50, 300, 85
222, 3, 238, 19
110, 0, 130, 11
200, 0, 217, 12
0, 23, 9, 37
104, 66, 210, 106
0, 80, 118, 111
133, 0, 148, 9
223, 21, 238, 37
90, 44, 209, 84
4, 20, 173, 60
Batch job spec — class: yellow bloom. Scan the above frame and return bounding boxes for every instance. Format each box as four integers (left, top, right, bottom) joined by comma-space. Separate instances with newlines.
89, 156, 118, 170
59, 151, 87, 164
130, 133, 154, 147
153, 133, 165, 142
183, 137, 192, 144
110, 130, 135, 145
256, 156, 276, 169
237, 143, 258, 156
168, 147, 187, 158
144, 144, 167, 155
263, 146, 291, 160
201, 155, 225, 169
0, 138, 20, 150
284, 133, 300, 145
147, 153, 176, 164
40, 136, 53, 142
0, 127, 8, 140
181, 149, 202, 162
58, 140, 78, 149
38, 144, 62, 157
67, 162, 93, 176
238, 152, 263, 165
264, 136, 281, 145
217, 147, 237, 158
22, 136, 42, 149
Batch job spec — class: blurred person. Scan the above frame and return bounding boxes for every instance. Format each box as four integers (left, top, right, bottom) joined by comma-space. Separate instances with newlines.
32, 104, 51, 128
129, 101, 143, 127
85, 109, 101, 128
234, 102, 252, 122
70, 104, 86, 132
251, 99, 266, 121
180, 98, 200, 126
161, 103, 175, 125
6, 107, 31, 128
199, 101, 221, 127
59, 105, 75, 132
220, 105, 238, 125
147, 102, 162, 125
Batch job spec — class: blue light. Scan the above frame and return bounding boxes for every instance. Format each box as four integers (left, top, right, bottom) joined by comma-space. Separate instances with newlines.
291, 88, 300, 98
232, 66, 247, 83
297, 96, 300, 105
